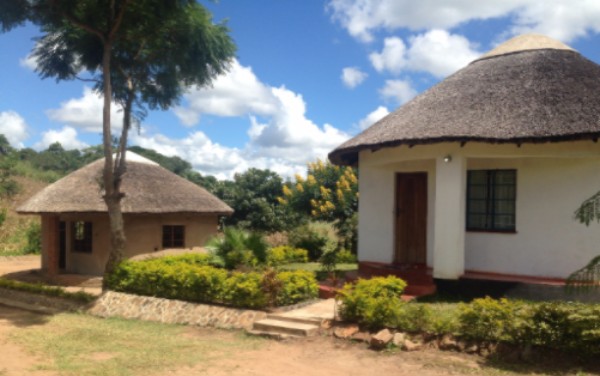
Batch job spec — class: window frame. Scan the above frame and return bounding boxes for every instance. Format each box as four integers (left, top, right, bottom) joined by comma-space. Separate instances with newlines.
466, 169, 517, 233
72, 221, 93, 253
162, 225, 185, 248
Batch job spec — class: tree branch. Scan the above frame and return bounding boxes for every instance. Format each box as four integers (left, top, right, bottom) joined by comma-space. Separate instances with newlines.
50, 0, 105, 43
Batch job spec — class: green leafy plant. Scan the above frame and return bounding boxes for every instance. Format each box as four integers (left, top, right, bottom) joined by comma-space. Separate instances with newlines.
276, 270, 319, 306
107, 257, 319, 309
205, 228, 267, 269
288, 221, 338, 261
22, 222, 41, 255
458, 297, 526, 342
222, 272, 266, 309
335, 249, 357, 264
266, 246, 309, 266
337, 276, 407, 330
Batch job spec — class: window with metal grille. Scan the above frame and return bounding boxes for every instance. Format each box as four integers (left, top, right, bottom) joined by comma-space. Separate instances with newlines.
72, 221, 93, 253
162, 225, 185, 248
466, 169, 516, 232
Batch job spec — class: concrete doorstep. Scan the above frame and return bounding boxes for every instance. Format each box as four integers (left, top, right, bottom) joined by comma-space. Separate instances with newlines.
248, 298, 336, 339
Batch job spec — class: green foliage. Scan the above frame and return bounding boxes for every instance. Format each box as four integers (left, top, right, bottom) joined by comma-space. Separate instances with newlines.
280, 160, 359, 251
319, 238, 339, 277
523, 302, 600, 355
0, 278, 95, 303
266, 246, 308, 266
217, 168, 303, 233
570, 192, 600, 288
107, 256, 318, 309
335, 249, 357, 263
107, 260, 228, 303
22, 221, 41, 255
458, 297, 525, 342
289, 221, 339, 261
0, 154, 19, 198
337, 276, 407, 330
205, 228, 268, 269
0, 208, 6, 228
276, 270, 319, 306
222, 272, 266, 309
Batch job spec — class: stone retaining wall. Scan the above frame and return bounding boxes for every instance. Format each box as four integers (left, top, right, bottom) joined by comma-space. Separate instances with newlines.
88, 291, 267, 330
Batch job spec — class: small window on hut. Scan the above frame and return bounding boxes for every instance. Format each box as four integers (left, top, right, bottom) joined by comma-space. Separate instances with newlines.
466, 169, 516, 232
162, 225, 185, 248
72, 221, 93, 253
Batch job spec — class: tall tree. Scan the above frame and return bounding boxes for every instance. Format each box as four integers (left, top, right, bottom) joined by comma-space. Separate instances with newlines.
1, 1, 235, 279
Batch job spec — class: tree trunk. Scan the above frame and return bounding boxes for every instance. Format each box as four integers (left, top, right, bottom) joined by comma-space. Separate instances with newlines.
101, 40, 126, 288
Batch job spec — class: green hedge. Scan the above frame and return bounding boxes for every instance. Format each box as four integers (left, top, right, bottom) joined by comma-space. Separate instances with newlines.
106, 257, 318, 309
337, 276, 407, 330
266, 246, 309, 266
338, 282, 600, 357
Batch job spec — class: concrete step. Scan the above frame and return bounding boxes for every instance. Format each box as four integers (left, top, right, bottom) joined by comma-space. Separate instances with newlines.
266, 314, 323, 326
252, 318, 320, 337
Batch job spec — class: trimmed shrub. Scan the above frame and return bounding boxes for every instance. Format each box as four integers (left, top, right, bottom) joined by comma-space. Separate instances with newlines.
395, 303, 434, 333
222, 272, 266, 309
335, 249, 357, 264
266, 246, 309, 266
524, 302, 600, 355
337, 276, 407, 330
458, 297, 525, 342
276, 270, 319, 306
107, 258, 319, 309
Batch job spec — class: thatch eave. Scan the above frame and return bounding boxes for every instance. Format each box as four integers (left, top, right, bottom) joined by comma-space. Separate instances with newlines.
329, 133, 600, 166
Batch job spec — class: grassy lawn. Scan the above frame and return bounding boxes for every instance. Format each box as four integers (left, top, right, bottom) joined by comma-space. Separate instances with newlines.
279, 262, 358, 281
11, 313, 262, 376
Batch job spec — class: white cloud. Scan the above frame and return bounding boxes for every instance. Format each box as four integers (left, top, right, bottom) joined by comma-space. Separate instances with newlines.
0, 111, 29, 148
379, 79, 417, 105
357, 106, 390, 130
370, 37, 406, 74
328, 0, 600, 43
46, 87, 124, 133
370, 30, 479, 78
171, 59, 351, 177
341, 67, 368, 88
34, 126, 88, 150
19, 53, 37, 70
130, 130, 310, 180
173, 60, 278, 126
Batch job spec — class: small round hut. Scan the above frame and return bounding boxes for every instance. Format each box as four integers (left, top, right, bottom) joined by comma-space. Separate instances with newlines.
18, 152, 232, 276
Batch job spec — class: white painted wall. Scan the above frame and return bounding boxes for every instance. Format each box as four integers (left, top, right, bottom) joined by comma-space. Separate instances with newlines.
465, 157, 600, 278
358, 141, 600, 279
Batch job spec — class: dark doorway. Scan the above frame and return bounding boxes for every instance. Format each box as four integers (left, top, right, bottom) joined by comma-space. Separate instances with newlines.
59, 221, 66, 269
395, 173, 427, 264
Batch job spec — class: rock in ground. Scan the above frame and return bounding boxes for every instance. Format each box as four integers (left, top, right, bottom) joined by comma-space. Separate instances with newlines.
370, 329, 393, 349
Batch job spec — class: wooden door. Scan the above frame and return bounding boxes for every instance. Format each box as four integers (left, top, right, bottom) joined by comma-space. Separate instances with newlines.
395, 173, 427, 264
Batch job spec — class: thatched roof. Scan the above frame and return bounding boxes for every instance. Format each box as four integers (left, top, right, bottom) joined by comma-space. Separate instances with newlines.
17, 152, 233, 215
329, 34, 600, 165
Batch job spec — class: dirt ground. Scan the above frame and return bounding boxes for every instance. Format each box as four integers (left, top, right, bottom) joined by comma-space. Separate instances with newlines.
0, 304, 490, 376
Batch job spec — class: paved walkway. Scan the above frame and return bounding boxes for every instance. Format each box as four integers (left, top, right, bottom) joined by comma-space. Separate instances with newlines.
277, 298, 337, 322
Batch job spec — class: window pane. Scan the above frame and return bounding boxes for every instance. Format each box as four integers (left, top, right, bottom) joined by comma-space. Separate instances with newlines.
468, 171, 488, 184
466, 169, 516, 231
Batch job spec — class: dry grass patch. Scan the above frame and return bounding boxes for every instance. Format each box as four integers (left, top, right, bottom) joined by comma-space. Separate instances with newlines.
11, 312, 263, 376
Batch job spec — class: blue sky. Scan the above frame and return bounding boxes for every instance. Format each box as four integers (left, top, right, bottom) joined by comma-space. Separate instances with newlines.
2, 1, 600, 179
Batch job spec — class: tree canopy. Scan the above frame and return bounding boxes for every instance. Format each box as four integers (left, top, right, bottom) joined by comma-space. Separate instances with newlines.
1, 1, 235, 278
